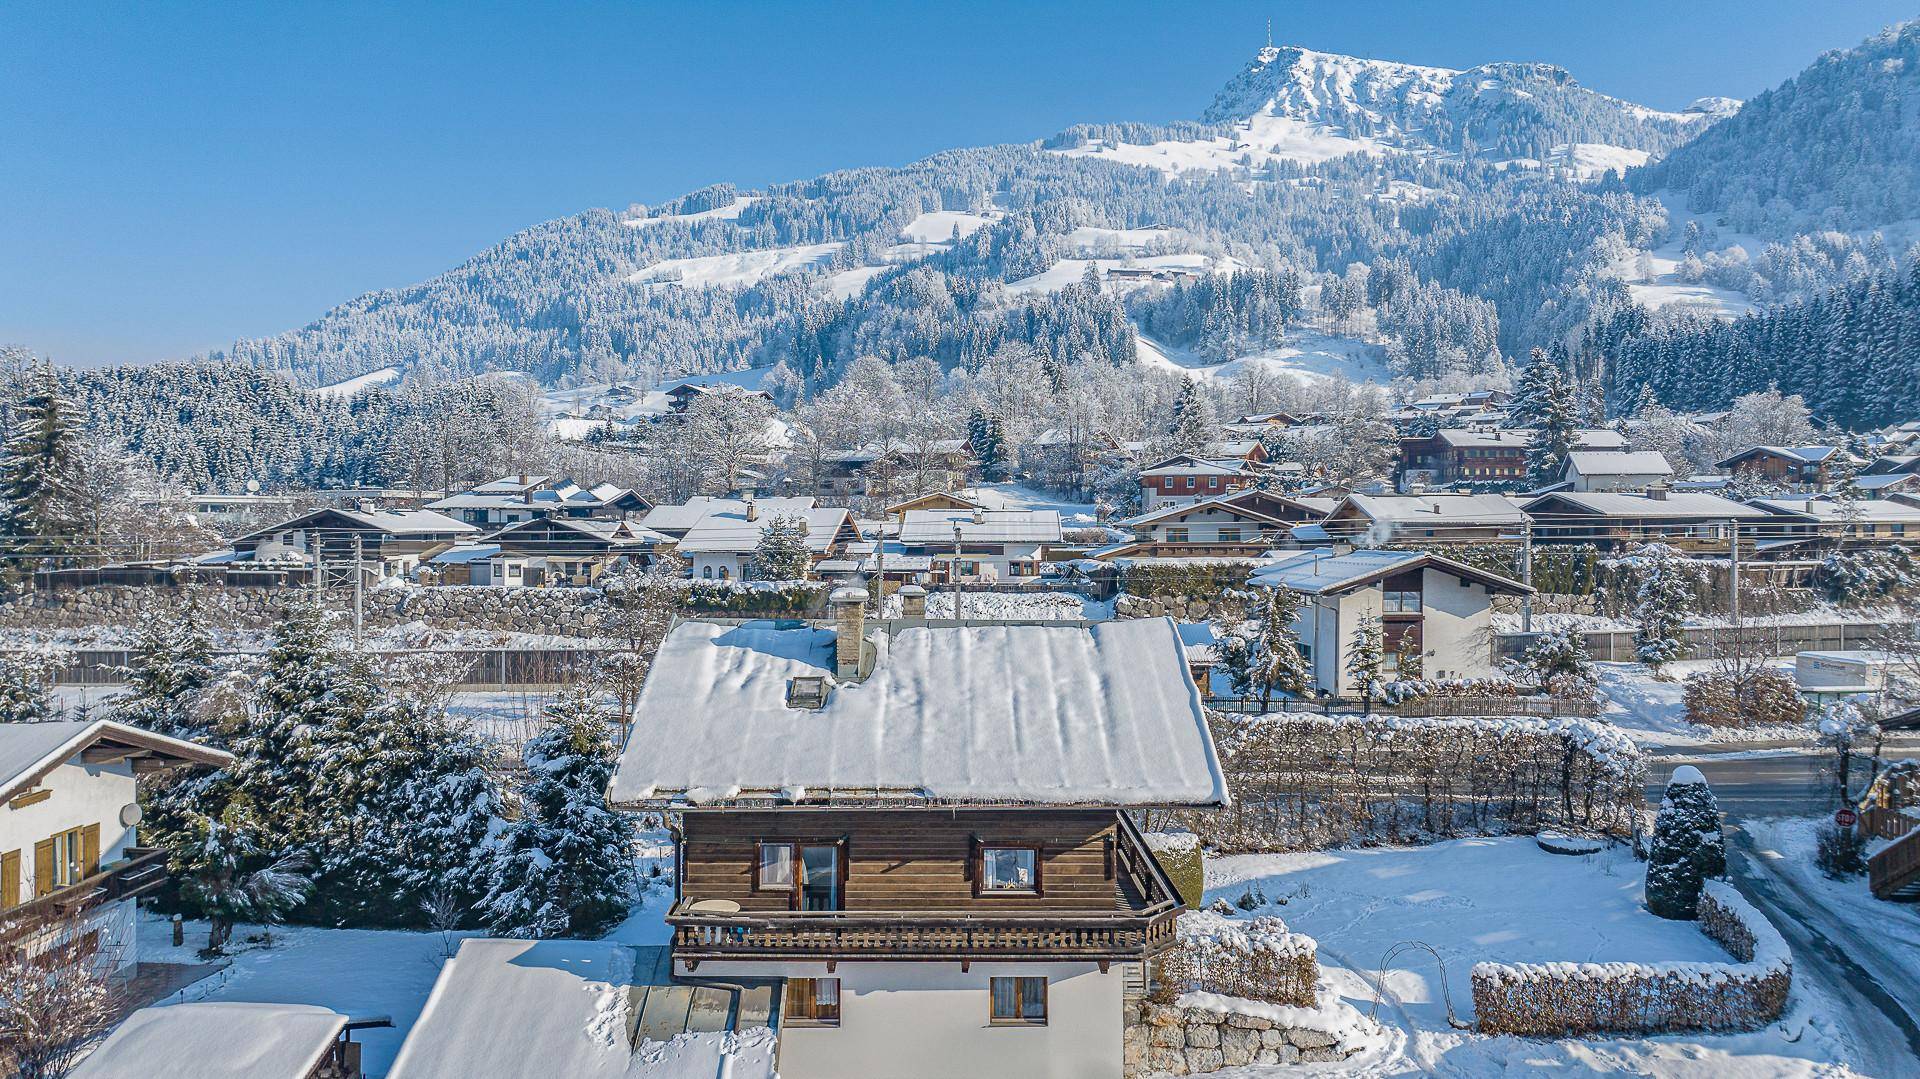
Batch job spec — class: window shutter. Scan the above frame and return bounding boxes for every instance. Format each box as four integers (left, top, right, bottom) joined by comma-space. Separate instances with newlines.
1, 850, 19, 910
81, 824, 101, 877
33, 838, 56, 897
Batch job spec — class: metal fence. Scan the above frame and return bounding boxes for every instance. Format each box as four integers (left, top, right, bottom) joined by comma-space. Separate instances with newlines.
25, 647, 619, 689
1207, 695, 1602, 719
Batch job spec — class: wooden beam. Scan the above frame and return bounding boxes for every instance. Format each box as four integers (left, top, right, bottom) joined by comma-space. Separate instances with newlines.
80, 746, 149, 766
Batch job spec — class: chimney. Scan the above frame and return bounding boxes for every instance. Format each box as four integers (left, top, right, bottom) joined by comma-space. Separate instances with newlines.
1647, 484, 1670, 501
971, 507, 985, 525
829, 586, 868, 680
745, 495, 758, 522
898, 583, 927, 619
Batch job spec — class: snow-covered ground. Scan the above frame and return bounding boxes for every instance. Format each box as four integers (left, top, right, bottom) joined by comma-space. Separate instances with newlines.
1051, 111, 1388, 176
1136, 329, 1387, 386
1593, 660, 1822, 747
1604, 192, 1762, 319
1004, 253, 1233, 295
311, 366, 401, 399
627, 242, 843, 289
898, 209, 996, 243
1744, 816, 1920, 981
1202, 837, 1870, 1076
620, 196, 761, 229
954, 482, 1099, 526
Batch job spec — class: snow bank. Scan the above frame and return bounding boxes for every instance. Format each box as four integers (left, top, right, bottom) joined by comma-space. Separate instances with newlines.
1472, 879, 1791, 1036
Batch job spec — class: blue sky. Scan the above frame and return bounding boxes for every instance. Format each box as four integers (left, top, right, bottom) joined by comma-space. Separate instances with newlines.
3, 0, 1912, 367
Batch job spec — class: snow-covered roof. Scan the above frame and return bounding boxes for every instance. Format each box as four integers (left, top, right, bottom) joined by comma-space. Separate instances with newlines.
1524, 491, 1771, 519
1121, 491, 1306, 528
1746, 498, 1920, 524
1426, 428, 1626, 451
898, 509, 1062, 546
608, 617, 1227, 808
391, 940, 778, 1079
430, 543, 506, 565
1715, 444, 1841, 468
1250, 548, 1528, 596
1564, 451, 1675, 477
0, 720, 232, 804
69, 1003, 346, 1079
1333, 493, 1527, 527
1139, 458, 1253, 478
674, 497, 851, 554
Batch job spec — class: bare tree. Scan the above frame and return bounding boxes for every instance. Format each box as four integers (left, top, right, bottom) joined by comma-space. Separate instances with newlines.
0, 909, 125, 1079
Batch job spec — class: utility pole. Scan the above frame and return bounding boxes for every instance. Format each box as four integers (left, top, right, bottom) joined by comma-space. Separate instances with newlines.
1727, 519, 1741, 627
1520, 517, 1534, 634
952, 521, 964, 623
352, 533, 365, 651
312, 530, 324, 606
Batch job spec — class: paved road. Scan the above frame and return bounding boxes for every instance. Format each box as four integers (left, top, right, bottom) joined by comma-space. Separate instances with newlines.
1646, 735, 1920, 1075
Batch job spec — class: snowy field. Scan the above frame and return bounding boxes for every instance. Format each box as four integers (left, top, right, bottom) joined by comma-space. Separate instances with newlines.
1590, 660, 1824, 747
1003, 253, 1233, 295
1202, 837, 1869, 1076
627, 242, 843, 289
1136, 330, 1387, 386
1052, 111, 1387, 176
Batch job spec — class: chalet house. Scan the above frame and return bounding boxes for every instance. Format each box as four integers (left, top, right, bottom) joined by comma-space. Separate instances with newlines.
1744, 497, 1920, 548
1520, 489, 1770, 551
427, 475, 650, 527
673, 496, 859, 581
1137, 455, 1257, 509
883, 491, 985, 523
664, 381, 774, 415
1097, 489, 1335, 560
1397, 427, 1625, 489
2, 721, 231, 978
230, 507, 476, 578
606, 598, 1225, 1079
71, 1003, 368, 1079
428, 517, 662, 586
1320, 493, 1527, 545
897, 508, 1062, 581
1201, 440, 1270, 467
1714, 445, 1850, 490
1560, 451, 1676, 493
1250, 548, 1530, 695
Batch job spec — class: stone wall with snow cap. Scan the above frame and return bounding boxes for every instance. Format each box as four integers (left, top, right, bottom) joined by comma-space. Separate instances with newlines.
1123, 983, 1381, 1076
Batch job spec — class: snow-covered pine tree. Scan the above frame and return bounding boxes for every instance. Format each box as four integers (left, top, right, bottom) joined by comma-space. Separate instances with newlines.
1630, 542, 1693, 677
1523, 626, 1593, 685
1250, 587, 1311, 710
1644, 765, 1726, 920
112, 598, 217, 737
751, 513, 812, 581
1345, 613, 1384, 707
1514, 350, 1578, 487
0, 364, 89, 569
172, 799, 312, 953
0, 646, 65, 723
225, 600, 345, 854
968, 408, 1009, 481
482, 688, 637, 938
1167, 377, 1215, 454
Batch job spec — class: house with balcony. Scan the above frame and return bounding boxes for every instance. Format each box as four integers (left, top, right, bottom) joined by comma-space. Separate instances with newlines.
1093, 489, 1334, 561
1396, 427, 1626, 490
1714, 445, 1853, 491
606, 595, 1226, 1079
1519, 489, 1771, 551
1319, 493, 1527, 545
427, 475, 650, 528
667, 496, 861, 581
1137, 455, 1257, 509
1, 720, 232, 977
897, 507, 1062, 581
1249, 548, 1531, 695
228, 507, 476, 579
1743, 497, 1920, 549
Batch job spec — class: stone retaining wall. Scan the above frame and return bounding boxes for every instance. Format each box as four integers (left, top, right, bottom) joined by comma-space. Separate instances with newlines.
1123, 1000, 1356, 1076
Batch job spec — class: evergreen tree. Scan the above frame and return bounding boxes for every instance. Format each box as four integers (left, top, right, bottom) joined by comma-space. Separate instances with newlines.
0, 365, 88, 569
1212, 627, 1254, 705
1249, 587, 1311, 710
1345, 613, 1385, 708
1513, 350, 1578, 487
968, 408, 1009, 482
1167, 377, 1215, 454
1644, 766, 1726, 920
171, 799, 312, 953
750, 513, 813, 580
1631, 543, 1693, 676
112, 598, 217, 737
225, 601, 346, 856
0, 647, 64, 723
482, 689, 637, 938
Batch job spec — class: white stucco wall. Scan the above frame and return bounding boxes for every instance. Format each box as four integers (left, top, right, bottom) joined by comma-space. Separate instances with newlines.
690, 552, 751, 580
1418, 567, 1497, 680
2, 757, 143, 971
686, 959, 1123, 1079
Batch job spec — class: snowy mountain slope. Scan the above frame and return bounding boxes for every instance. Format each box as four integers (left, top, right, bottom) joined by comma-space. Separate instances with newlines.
311, 365, 400, 398
627, 243, 844, 288
1135, 329, 1387, 386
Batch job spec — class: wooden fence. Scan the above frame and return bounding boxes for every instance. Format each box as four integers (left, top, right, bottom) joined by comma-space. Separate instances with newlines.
25, 647, 618, 689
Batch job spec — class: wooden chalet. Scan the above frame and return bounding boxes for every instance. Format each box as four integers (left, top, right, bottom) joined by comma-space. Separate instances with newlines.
1520, 489, 1771, 551
1714, 445, 1850, 490
1097, 488, 1335, 560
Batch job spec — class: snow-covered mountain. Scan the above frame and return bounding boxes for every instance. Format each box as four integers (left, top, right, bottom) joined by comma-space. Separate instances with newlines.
1197, 46, 1713, 161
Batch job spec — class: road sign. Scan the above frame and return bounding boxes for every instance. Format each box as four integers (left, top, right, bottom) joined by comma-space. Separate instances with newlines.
1836, 808, 1858, 828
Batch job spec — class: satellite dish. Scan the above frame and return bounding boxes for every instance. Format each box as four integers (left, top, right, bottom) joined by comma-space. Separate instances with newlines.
246, 479, 261, 494
120, 803, 143, 828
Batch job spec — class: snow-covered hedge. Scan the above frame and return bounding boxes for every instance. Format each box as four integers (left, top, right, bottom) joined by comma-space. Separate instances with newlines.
1155, 912, 1318, 1009
1194, 711, 1645, 851
1144, 831, 1205, 908
1471, 881, 1790, 1036
1379, 676, 1523, 704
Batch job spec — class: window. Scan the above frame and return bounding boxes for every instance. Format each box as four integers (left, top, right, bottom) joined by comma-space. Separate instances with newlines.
1383, 590, 1422, 613
784, 977, 840, 1025
54, 828, 87, 886
1165, 527, 1190, 544
1217, 527, 1242, 543
799, 844, 841, 910
756, 842, 795, 891
1184, 477, 1195, 490
990, 977, 1047, 1024
978, 846, 1039, 895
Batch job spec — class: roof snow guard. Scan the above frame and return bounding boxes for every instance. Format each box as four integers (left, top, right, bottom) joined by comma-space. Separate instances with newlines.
607, 617, 1227, 810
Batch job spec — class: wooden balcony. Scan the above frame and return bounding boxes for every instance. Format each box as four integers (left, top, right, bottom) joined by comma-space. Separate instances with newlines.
1, 847, 169, 940
669, 814, 1183, 967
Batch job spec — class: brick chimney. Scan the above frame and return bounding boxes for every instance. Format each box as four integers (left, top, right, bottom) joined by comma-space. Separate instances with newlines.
898, 583, 927, 619
745, 495, 758, 522
829, 586, 867, 679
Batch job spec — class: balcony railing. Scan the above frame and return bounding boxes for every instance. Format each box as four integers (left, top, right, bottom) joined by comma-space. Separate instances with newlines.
1, 847, 169, 940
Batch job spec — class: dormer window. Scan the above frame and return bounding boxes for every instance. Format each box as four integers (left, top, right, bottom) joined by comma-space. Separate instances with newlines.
787, 676, 830, 709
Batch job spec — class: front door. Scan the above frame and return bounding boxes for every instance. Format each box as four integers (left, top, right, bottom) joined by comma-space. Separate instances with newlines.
799, 844, 840, 911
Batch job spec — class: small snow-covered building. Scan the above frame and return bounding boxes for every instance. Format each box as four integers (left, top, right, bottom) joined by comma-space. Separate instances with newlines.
427, 475, 650, 527
1561, 451, 1675, 493
230, 507, 476, 578
1097, 488, 1333, 560
1137, 454, 1258, 509
1714, 445, 1853, 490
1, 721, 231, 977
71, 1002, 362, 1079
1250, 548, 1530, 696
667, 496, 860, 581
1521, 489, 1771, 551
607, 598, 1223, 1079
1320, 493, 1527, 545
896, 507, 1062, 581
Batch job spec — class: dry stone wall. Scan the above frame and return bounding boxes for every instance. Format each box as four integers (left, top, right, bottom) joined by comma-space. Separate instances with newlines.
1124, 1000, 1358, 1075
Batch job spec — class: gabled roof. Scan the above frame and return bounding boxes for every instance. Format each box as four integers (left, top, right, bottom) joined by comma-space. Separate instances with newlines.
898, 508, 1063, 545
1329, 493, 1527, 528
484, 515, 655, 548
70, 1003, 347, 1079
675, 497, 853, 554
1250, 548, 1530, 597
1715, 444, 1842, 469
1, 719, 233, 804
1120, 488, 1320, 529
1745, 498, 1920, 525
607, 618, 1228, 809
235, 507, 475, 543
1564, 451, 1676, 477
1138, 454, 1254, 478
884, 491, 985, 516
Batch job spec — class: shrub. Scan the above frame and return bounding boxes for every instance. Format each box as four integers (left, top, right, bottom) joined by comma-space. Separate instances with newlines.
1645, 767, 1726, 920
1154, 912, 1318, 1009
1144, 832, 1205, 909
1814, 822, 1867, 879
1682, 668, 1805, 728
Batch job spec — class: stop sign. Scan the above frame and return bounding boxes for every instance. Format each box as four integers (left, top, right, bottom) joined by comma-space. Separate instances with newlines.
1836, 808, 1858, 828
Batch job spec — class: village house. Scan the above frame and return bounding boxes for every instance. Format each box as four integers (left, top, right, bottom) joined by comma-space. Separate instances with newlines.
426, 516, 662, 587
225, 507, 476, 579
1714, 445, 1853, 490
1137, 454, 1258, 509
1520, 489, 1771, 551
1559, 451, 1677, 493
663, 381, 774, 414
1, 720, 232, 978
897, 507, 1063, 581
1744, 497, 1920, 548
671, 495, 860, 581
1396, 427, 1626, 489
1095, 488, 1335, 560
605, 596, 1224, 1079
70, 1002, 371, 1079
1250, 548, 1531, 696
1319, 493, 1528, 545
882, 491, 986, 523
426, 475, 650, 528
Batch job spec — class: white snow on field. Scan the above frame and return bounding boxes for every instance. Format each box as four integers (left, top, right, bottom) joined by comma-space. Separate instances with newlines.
898, 209, 995, 243
1136, 329, 1387, 385
620, 196, 760, 229
1004, 253, 1227, 295
548, 415, 612, 441
956, 482, 1099, 525
312, 366, 400, 398
1064, 225, 1179, 254
627, 242, 842, 288
826, 263, 890, 299
1053, 111, 1386, 176
1556, 142, 1650, 174
1605, 191, 1761, 319
1203, 837, 1867, 1077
